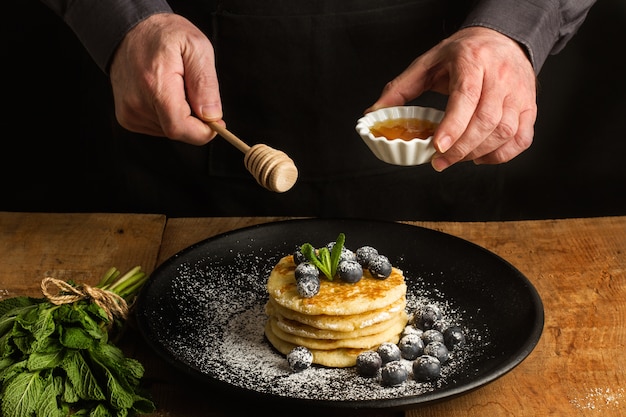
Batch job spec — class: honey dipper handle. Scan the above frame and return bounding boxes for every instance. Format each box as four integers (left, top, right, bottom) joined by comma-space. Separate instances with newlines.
208, 121, 250, 154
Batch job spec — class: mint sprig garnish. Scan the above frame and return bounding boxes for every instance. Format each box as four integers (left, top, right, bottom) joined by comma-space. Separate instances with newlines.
300, 233, 345, 281
300, 233, 346, 281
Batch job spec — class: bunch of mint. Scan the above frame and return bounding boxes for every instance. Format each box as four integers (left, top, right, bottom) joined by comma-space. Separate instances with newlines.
0, 267, 155, 417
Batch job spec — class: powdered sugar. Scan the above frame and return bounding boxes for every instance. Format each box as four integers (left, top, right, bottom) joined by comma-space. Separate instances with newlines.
570, 387, 624, 411
142, 251, 490, 405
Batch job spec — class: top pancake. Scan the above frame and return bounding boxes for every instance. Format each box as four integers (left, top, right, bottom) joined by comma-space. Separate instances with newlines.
266, 255, 407, 316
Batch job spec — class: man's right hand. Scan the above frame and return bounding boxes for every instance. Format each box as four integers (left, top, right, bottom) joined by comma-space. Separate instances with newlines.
109, 13, 224, 145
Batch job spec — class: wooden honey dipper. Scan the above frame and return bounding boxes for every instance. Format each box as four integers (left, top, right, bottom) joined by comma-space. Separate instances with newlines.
208, 121, 298, 193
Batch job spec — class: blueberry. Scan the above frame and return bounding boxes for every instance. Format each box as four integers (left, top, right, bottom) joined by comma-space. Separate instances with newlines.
401, 324, 423, 338
414, 304, 442, 330
287, 346, 313, 372
337, 259, 363, 283
413, 355, 441, 382
340, 249, 357, 263
377, 342, 401, 364
423, 341, 449, 364
356, 350, 382, 377
355, 246, 379, 266
296, 274, 320, 298
381, 360, 408, 386
294, 263, 320, 298
421, 329, 445, 345
398, 333, 424, 360
294, 261, 319, 280
326, 242, 356, 263
368, 254, 392, 279
444, 326, 466, 350
293, 248, 307, 265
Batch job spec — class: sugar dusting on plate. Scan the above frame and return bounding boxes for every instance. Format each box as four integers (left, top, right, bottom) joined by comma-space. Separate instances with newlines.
146, 250, 490, 404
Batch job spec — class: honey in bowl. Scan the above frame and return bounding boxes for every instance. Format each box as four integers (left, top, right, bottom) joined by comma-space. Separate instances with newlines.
369, 118, 438, 141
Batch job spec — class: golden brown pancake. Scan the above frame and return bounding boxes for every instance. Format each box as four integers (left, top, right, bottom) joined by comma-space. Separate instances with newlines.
264, 321, 387, 368
271, 307, 406, 339
264, 253, 409, 368
266, 255, 407, 316
268, 313, 407, 350
265, 296, 406, 332
269, 310, 409, 345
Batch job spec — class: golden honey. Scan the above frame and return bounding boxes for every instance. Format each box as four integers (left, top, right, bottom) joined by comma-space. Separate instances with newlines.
369, 118, 438, 141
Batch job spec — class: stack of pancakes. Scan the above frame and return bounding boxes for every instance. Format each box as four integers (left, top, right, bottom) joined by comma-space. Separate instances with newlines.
264, 255, 408, 367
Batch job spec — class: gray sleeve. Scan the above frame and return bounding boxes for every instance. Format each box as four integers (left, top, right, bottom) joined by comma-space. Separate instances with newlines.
40, 0, 173, 73
461, 0, 597, 73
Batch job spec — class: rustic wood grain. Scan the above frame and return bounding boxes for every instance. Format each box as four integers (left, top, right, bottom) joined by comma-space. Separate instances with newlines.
1, 213, 624, 416
0, 212, 166, 298
149, 216, 625, 417
403, 217, 626, 417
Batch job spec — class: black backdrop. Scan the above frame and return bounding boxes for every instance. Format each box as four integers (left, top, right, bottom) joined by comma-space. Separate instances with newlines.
3, 0, 625, 220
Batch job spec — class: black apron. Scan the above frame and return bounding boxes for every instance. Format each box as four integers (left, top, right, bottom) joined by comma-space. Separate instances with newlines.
113, 0, 505, 220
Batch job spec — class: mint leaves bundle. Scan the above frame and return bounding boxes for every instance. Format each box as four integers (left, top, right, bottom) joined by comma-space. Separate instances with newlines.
0, 266, 155, 417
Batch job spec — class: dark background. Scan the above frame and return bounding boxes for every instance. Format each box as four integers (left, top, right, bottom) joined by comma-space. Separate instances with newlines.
2, 0, 625, 220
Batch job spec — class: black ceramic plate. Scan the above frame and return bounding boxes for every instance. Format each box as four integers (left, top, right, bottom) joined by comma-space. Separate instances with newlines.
134, 218, 543, 409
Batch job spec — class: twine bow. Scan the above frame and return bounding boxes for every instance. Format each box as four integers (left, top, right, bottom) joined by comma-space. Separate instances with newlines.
41, 277, 129, 322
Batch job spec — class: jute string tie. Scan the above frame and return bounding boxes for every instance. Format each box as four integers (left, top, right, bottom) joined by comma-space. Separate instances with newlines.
41, 277, 129, 322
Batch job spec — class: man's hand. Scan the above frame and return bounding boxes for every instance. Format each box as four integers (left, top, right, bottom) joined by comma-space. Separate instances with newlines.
110, 13, 223, 145
367, 26, 537, 171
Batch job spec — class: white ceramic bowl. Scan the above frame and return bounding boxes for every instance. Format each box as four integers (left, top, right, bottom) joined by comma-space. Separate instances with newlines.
356, 106, 444, 166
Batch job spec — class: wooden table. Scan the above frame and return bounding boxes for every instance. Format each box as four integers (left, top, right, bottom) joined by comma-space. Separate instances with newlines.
1, 212, 624, 416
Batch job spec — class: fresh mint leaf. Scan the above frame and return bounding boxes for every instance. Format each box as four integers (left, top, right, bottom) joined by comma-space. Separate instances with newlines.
1, 370, 44, 417
13, 333, 37, 355
60, 326, 95, 350
0, 359, 27, 384
317, 247, 332, 277
28, 304, 57, 343
26, 349, 64, 371
300, 243, 330, 279
89, 347, 135, 410
0, 297, 42, 318
36, 374, 65, 417
0, 333, 17, 358
95, 343, 144, 383
61, 349, 106, 401
15, 303, 45, 331
300, 233, 346, 281
89, 343, 152, 411
329, 232, 345, 278
61, 375, 80, 403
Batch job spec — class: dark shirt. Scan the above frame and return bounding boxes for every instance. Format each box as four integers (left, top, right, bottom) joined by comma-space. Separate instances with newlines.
34, 0, 598, 219
41, 0, 596, 74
